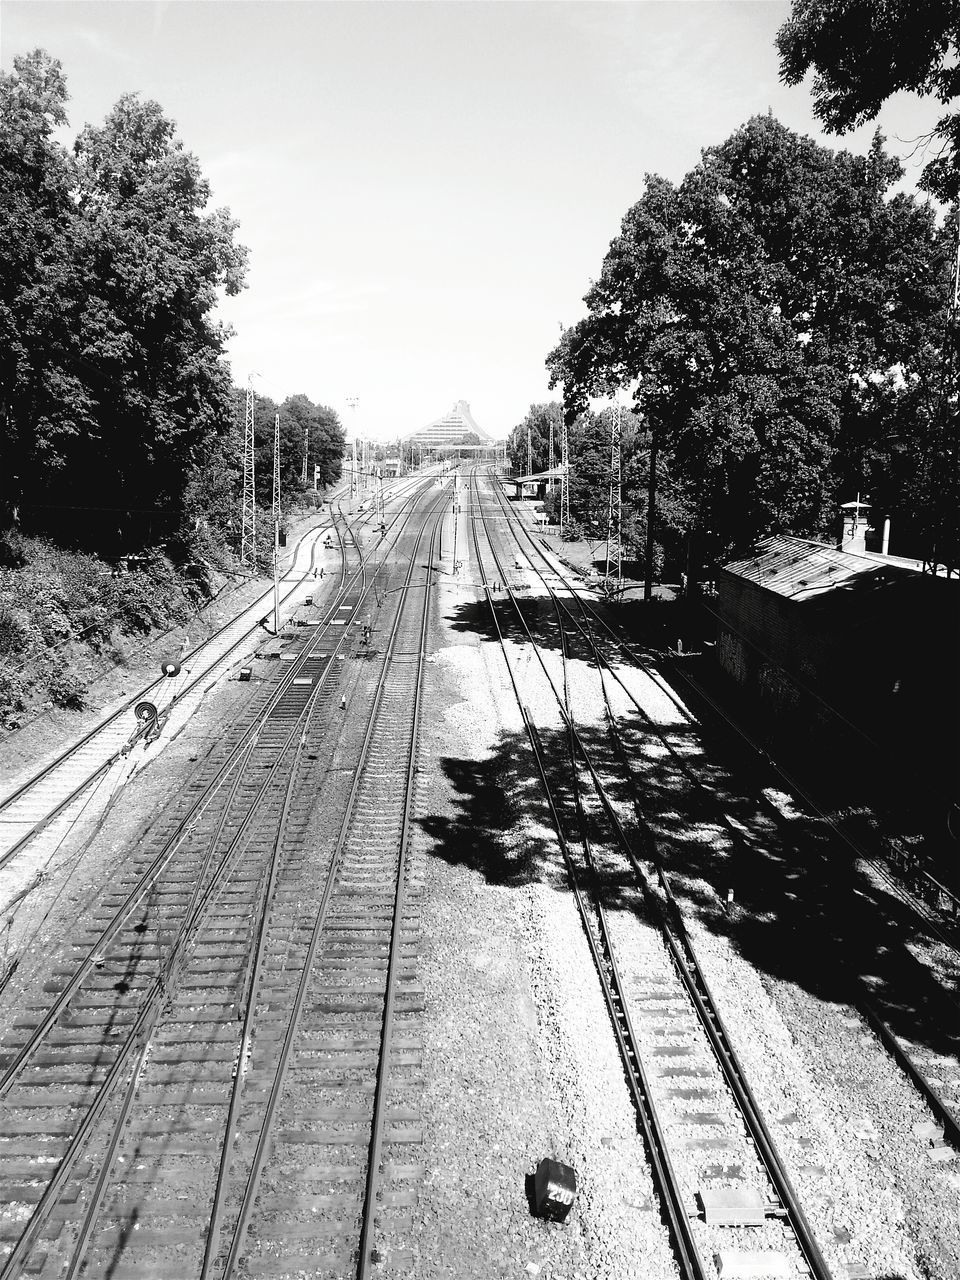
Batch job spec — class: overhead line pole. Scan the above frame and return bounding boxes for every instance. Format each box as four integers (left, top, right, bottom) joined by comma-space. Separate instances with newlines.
605, 399, 622, 593
241, 377, 256, 569
272, 413, 280, 633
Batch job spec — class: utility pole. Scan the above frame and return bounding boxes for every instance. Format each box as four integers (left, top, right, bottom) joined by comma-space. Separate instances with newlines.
604, 400, 622, 593
241, 377, 256, 569
548, 417, 555, 473
644, 426, 658, 601
301, 427, 309, 485
347, 397, 359, 498
560, 417, 570, 536
272, 412, 280, 633
922, 220, 960, 576
527, 425, 532, 478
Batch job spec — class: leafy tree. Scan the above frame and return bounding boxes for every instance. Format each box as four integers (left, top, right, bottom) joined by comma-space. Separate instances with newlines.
506, 402, 563, 474
776, 0, 960, 201
0, 55, 248, 556
280, 394, 344, 493
69, 93, 247, 548
0, 51, 90, 546
548, 116, 952, 578
251, 393, 344, 516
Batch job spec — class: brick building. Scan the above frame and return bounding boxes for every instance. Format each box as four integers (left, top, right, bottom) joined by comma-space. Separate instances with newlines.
713, 534, 959, 805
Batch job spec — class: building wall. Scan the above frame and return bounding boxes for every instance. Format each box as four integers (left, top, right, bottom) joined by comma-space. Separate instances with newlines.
714, 569, 959, 802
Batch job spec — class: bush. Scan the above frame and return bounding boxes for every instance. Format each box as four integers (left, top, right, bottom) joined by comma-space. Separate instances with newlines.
46, 669, 86, 710
0, 534, 224, 728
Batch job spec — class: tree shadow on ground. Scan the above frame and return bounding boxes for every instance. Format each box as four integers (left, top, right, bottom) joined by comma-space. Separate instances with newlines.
444, 592, 709, 661
417, 703, 960, 1069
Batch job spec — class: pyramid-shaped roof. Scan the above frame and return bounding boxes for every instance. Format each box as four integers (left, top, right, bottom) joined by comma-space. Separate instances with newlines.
403, 400, 493, 447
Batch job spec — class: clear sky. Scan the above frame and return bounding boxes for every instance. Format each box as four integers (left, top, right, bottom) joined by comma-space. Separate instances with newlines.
0, 1, 946, 440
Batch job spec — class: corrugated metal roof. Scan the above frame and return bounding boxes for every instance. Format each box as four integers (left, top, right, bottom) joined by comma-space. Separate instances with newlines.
722, 534, 922, 601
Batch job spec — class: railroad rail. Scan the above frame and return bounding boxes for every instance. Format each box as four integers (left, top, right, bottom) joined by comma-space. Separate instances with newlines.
0, 472, 437, 875
466, 469, 834, 1280
483, 466, 960, 1201
0, 481, 447, 1278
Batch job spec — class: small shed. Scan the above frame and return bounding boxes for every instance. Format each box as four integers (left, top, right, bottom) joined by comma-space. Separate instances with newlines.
714, 535, 959, 805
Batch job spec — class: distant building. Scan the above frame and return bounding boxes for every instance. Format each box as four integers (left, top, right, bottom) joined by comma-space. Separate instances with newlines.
403, 401, 499, 453
714, 533, 959, 809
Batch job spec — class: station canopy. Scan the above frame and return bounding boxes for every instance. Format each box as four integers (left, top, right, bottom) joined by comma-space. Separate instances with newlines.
402, 400, 499, 451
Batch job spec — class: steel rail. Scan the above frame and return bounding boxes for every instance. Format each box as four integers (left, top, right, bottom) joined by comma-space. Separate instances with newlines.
0, 478, 434, 871
63, 647, 338, 1280
471, 469, 834, 1280
486, 468, 960, 942
466, 472, 709, 1280
0, 490, 439, 1274
0, 511, 371, 1101
503, 469, 960, 1173
0, 681, 329, 1280
0, 490, 429, 1096
211, 488, 449, 1280
356, 505, 438, 1279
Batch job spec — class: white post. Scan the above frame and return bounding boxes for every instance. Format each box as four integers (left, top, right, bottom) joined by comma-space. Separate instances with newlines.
882, 517, 891, 555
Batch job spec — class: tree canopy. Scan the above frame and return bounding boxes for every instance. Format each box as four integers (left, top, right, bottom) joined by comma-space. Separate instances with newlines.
0, 50, 249, 556
776, 0, 960, 201
546, 115, 955, 576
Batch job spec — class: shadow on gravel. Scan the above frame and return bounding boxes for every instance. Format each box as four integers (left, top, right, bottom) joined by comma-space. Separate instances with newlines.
419, 659, 960, 1069
445, 593, 707, 658
416, 736, 557, 887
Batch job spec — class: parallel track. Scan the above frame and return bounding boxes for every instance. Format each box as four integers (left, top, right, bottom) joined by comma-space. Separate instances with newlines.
467, 468, 833, 1280
0, 473, 435, 874
0, 481, 447, 1278
485, 467, 960, 1164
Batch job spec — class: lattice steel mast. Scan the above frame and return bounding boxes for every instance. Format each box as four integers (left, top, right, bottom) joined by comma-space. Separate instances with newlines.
272, 413, 281, 630
301, 427, 309, 485
241, 378, 256, 569
923, 223, 960, 576
347, 397, 359, 498
604, 399, 622, 591
560, 417, 570, 535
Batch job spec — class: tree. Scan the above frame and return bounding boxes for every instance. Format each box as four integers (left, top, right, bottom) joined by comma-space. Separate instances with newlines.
506, 403, 563, 475
0, 51, 91, 545
547, 116, 952, 578
68, 93, 247, 549
776, 0, 960, 201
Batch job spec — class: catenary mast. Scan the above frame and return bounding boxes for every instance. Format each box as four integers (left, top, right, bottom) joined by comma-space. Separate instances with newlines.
241, 377, 256, 569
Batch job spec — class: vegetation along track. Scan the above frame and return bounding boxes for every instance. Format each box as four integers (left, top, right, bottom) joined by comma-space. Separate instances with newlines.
466, 468, 833, 1280
485, 465, 960, 1169
0, 479, 448, 1278
0, 470, 435, 874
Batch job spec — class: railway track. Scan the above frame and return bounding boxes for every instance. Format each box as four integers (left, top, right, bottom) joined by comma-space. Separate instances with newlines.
0, 480, 447, 1278
465, 469, 833, 1280
0, 471, 437, 878
482, 466, 960, 1225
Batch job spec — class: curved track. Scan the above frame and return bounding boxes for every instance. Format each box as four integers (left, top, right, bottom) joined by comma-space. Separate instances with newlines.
0, 478, 448, 1279
0, 472, 436, 874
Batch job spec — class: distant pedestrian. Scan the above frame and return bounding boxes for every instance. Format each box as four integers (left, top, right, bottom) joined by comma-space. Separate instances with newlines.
340, 694, 346, 709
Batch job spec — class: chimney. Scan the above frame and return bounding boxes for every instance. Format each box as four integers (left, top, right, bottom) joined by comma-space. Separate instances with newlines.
838, 497, 871, 553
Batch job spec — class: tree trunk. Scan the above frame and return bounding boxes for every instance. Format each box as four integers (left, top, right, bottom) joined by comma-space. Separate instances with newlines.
644, 428, 658, 601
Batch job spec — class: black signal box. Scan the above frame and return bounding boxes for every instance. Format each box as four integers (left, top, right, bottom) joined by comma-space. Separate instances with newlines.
533, 1158, 576, 1223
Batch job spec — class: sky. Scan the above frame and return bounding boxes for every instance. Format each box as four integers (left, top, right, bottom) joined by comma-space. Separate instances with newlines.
0, 1, 948, 441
